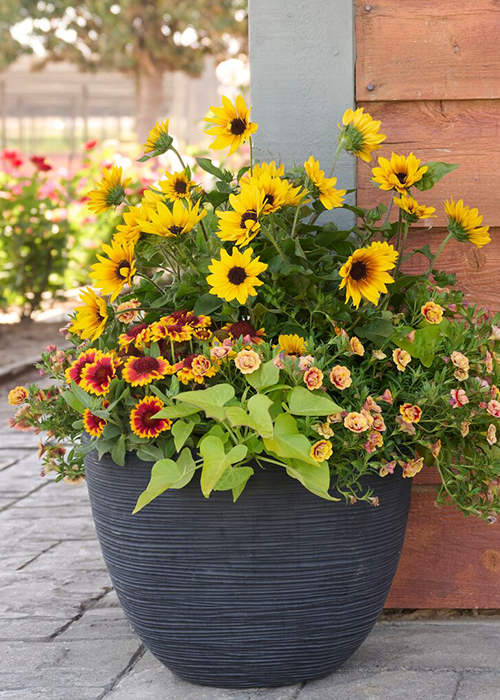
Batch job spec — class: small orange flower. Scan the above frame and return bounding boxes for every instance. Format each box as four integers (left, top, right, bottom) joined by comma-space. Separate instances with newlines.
80, 354, 118, 396
303, 367, 324, 391
431, 439, 442, 457
191, 355, 215, 377
315, 422, 334, 438
177, 354, 218, 384
122, 355, 171, 387
344, 412, 370, 433
371, 413, 386, 432
234, 349, 262, 375
310, 439, 333, 462
349, 336, 365, 356
364, 430, 383, 453
116, 299, 141, 323
402, 457, 424, 478
8, 386, 29, 406
393, 348, 411, 372
130, 396, 172, 439
83, 409, 107, 437
399, 403, 422, 423
421, 301, 444, 324
329, 365, 352, 390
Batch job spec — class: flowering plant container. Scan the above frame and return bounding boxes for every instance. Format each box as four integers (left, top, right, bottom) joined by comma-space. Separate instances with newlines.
9, 97, 500, 687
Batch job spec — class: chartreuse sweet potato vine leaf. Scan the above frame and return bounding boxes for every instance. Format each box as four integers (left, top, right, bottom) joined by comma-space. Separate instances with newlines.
199, 436, 248, 498
285, 458, 339, 502
245, 359, 280, 390
391, 325, 442, 368
263, 413, 318, 466
133, 448, 198, 514
171, 420, 195, 452
173, 384, 235, 421
225, 394, 274, 439
287, 386, 342, 416
215, 465, 254, 503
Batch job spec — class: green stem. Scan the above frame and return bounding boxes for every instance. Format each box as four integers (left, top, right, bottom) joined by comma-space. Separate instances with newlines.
135, 271, 164, 295
383, 195, 394, 225
264, 228, 287, 262
328, 139, 345, 178
394, 220, 410, 277
426, 232, 454, 279
171, 146, 187, 170
249, 136, 254, 175
290, 204, 301, 239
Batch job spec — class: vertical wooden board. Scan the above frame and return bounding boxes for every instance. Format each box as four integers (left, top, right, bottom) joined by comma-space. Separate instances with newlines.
386, 488, 500, 609
355, 101, 500, 227
356, 0, 500, 101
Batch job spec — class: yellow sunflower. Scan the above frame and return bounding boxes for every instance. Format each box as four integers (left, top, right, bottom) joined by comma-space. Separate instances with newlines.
372, 153, 427, 194
159, 170, 196, 201
216, 186, 266, 246
394, 193, 436, 222
70, 288, 108, 341
137, 199, 206, 238
90, 239, 136, 302
113, 204, 149, 246
304, 156, 346, 210
339, 108, 386, 162
445, 198, 491, 249
205, 94, 258, 156
143, 120, 172, 156
243, 172, 302, 215
339, 246, 396, 308
249, 161, 285, 179
278, 334, 307, 355
368, 241, 399, 266
87, 166, 131, 214
141, 188, 164, 212
207, 247, 268, 304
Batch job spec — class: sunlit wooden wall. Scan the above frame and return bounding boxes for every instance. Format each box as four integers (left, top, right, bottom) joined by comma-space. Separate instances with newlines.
354, 0, 500, 608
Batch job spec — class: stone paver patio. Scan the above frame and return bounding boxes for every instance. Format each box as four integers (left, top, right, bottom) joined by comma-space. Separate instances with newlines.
1, 380, 499, 699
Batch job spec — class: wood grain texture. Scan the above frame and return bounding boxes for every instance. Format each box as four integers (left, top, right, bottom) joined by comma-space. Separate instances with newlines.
356, 0, 500, 101
356, 100, 500, 227
386, 487, 500, 608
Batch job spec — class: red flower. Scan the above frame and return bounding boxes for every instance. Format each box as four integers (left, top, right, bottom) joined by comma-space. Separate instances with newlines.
130, 396, 172, 438
118, 323, 150, 351
223, 320, 265, 344
80, 354, 118, 396
2, 149, 23, 168
83, 409, 107, 437
85, 139, 98, 151
65, 349, 101, 385
30, 155, 52, 172
122, 355, 171, 386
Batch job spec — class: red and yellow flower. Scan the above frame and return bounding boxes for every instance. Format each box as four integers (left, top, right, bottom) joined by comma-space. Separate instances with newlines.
80, 354, 119, 396
176, 354, 218, 385
399, 403, 422, 423
421, 301, 444, 324
83, 409, 107, 437
65, 349, 101, 386
303, 367, 324, 391
122, 355, 171, 387
8, 386, 29, 406
344, 412, 370, 433
118, 324, 151, 351
130, 396, 172, 439
402, 457, 424, 478
329, 365, 352, 390
310, 439, 333, 462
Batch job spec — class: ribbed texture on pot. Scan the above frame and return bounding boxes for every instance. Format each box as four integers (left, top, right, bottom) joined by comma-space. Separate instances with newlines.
85, 451, 412, 688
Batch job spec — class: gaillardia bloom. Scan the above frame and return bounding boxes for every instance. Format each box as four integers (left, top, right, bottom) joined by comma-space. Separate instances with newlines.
205, 94, 258, 155
444, 198, 491, 249
224, 321, 265, 344
90, 240, 136, 302
159, 170, 196, 201
87, 166, 131, 214
83, 409, 107, 437
80, 354, 119, 396
278, 334, 307, 356
118, 323, 151, 351
70, 288, 108, 341
143, 120, 172, 155
372, 153, 428, 193
122, 355, 171, 387
207, 247, 268, 304
339, 246, 396, 308
394, 193, 436, 221
65, 349, 101, 386
304, 156, 346, 210
216, 186, 265, 246
339, 108, 386, 162
138, 199, 206, 238
130, 396, 172, 439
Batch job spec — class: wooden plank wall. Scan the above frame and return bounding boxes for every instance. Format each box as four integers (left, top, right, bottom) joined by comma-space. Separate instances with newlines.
355, 0, 500, 608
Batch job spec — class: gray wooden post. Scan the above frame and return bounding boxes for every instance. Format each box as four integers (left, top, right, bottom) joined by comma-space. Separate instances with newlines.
248, 0, 356, 225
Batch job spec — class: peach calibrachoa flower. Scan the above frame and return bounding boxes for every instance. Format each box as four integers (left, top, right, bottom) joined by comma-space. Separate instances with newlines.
210, 344, 233, 361
461, 420, 471, 437
8, 386, 29, 405
485, 351, 494, 374
402, 457, 424, 478
329, 365, 352, 390
363, 396, 382, 413
421, 301, 444, 324
361, 409, 374, 428
431, 440, 442, 458
116, 299, 141, 323
349, 336, 365, 356
393, 348, 411, 372
327, 412, 344, 424
364, 431, 383, 453
371, 413, 386, 432
315, 422, 334, 439
298, 355, 315, 371
487, 424, 497, 446
451, 351, 469, 370
399, 403, 422, 423
487, 400, 500, 418
379, 389, 394, 405
303, 367, 324, 390
395, 416, 415, 434
379, 461, 396, 477
344, 412, 370, 433
310, 439, 333, 462
372, 349, 387, 360
234, 349, 262, 375
450, 389, 470, 409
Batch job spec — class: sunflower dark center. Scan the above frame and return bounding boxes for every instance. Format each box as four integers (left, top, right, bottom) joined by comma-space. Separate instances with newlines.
230, 118, 247, 136
227, 266, 248, 285
116, 260, 131, 279
133, 357, 159, 373
174, 180, 187, 194
229, 321, 256, 338
169, 225, 183, 235
396, 172, 407, 184
263, 193, 274, 206
350, 260, 368, 282
240, 210, 257, 228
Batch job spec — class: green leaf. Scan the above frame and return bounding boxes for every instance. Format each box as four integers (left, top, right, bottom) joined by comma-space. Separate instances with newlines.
199, 436, 248, 497
356, 319, 394, 344
193, 293, 223, 317
172, 420, 195, 452
263, 413, 317, 466
215, 465, 254, 498
175, 384, 235, 421
133, 449, 197, 514
153, 403, 200, 420
205, 190, 230, 209
247, 394, 274, 438
414, 162, 459, 191
136, 444, 166, 462
287, 386, 342, 416
285, 459, 339, 501
96, 439, 114, 459
110, 435, 126, 467
62, 390, 85, 415
246, 359, 280, 390
391, 325, 442, 368
70, 381, 95, 410
195, 157, 226, 180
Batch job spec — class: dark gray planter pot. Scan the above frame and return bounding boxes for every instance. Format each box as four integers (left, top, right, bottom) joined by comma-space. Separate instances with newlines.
85, 450, 412, 688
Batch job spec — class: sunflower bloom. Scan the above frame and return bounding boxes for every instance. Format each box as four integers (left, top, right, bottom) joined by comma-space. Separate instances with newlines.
278, 334, 307, 356
143, 120, 172, 156
339, 108, 386, 162
137, 199, 206, 238
130, 396, 172, 439
87, 166, 131, 214
70, 288, 108, 341
205, 94, 258, 155
243, 172, 303, 215
339, 246, 397, 308
90, 240, 136, 302
114, 204, 150, 246
368, 241, 399, 266
159, 170, 196, 201
372, 153, 427, 193
246, 161, 285, 179
216, 186, 265, 246
304, 156, 346, 210
207, 247, 268, 305
445, 198, 491, 249
122, 355, 171, 387
394, 193, 436, 222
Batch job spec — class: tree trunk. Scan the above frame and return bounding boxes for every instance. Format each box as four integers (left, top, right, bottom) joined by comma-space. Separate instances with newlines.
134, 67, 165, 144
